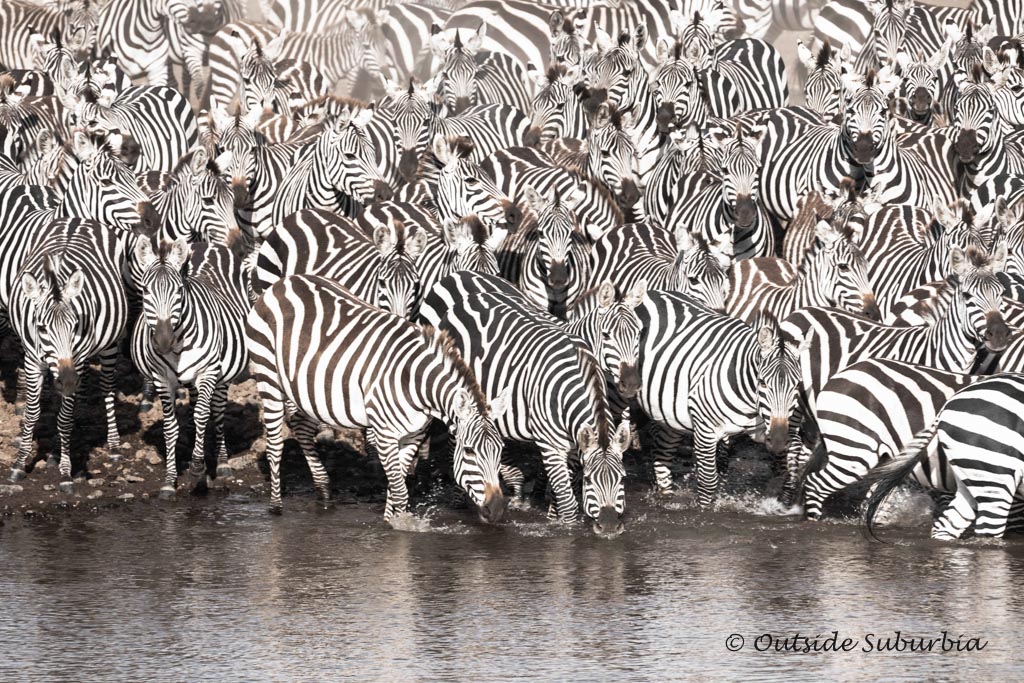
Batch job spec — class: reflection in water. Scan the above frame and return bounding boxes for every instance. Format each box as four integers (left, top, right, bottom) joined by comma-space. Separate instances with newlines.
1, 499, 1022, 682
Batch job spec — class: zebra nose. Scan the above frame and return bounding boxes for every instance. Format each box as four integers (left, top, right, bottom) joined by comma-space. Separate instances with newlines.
583, 88, 607, 115
547, 261, 569, 288
955, 129, 978, 163
454, 96, 472, 114
398, 149, 419, 181
54, 360, 79, 397
231, 179, 250, 208
119, 134, 141, 167
153, 319, 176, 355
617, 363, 641, 397
985, 313, 1011, 352
592, 506, 623, 537
523, 127, 542, 147
656, 102, 676, 133
852, 134, 875, 164
137, 201, 162, 236
910, 86, 932, 114
618, 178, 640, 208
372, 180, 393, 202
862, 294, 880, 321
479, 482, 505, 524
767, 419, 789, 454
734, 195, 756, 228
503, 202, 522, 231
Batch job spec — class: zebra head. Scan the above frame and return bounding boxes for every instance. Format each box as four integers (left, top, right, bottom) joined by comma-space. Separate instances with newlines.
319, 106, 393, 205
429, 23, 485, 114
672, 230, 733, 311
933, 198, 990, 252
946, 18, 997, 77
986, 47, 1024, 129
441, 215, 504, 275
207, 105, 264, 209
444, 352, 508, 524
707, 123, 765, 233
580, 24, 647, 118
237, 34, 289, 116
812, 220, 879, 320
577, 414, 630, 537
950, 65, 1000, 165
591, 280, 645, 399
525, 62, 588, 146
841, 67, 900, 166
865, 0, 913, 69
379, 75, 438, 183
991, 201, 1024, 275
894, 44, 950, 123
134, 239, 190, 356
523, 184, 588, 315
64, 131, 159, 234
651, 36, 703, 133
948, 243, 1011, 353
20, 256, 87, 397
176, 0, 229, 36
587, 104, 643, 211
671, 8, 728, 69
752, 313, 809, 454
61, 0, 99, 61
370, 218, 427, 318
431, 133, 521, 232
548, 9, 589, 66
799, 39, 850, 121
28, 27, 78, 100
192, 147, 243, 244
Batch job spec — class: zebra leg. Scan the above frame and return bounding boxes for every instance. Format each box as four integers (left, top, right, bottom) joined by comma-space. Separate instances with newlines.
375, 435, 411, 521
931, 480, 978, 541
290, 413, 331, 503
187, 373, 220, 480
778, 404, 806, 505
211, 384, 232, 480
257, 383, 288, 514
141, 378, 156, 412
650, 423, 685, 495
693, 428, 722, 507
971, 471, 1020, 539
156, 379, 181, 499
56, 393, 76, 490
540, 448, 580, 523
99, 347, 124, 459
10, 361, 43, 481
500, 462, 527, 508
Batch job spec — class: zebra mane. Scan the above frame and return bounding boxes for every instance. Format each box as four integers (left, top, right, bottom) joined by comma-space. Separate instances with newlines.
41, 254, 63, 301
462, 214, 490, 244
419, 325, 489, 412
0, 74, 17, 101
816, 40, 833, 69
963, 244, 997, 269
576, 345, 611, 448
970, 61, 985, 84
450, 135, 475, 159
545, 63, 569, 84
864, 69, 877, 89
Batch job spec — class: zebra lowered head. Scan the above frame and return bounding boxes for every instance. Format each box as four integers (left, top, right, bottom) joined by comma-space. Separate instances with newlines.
577, 280, 646, 400
672, 230, 733, 311
798, 39, 851, 121
448, 375, 509, 524
815, 219, 880, 319
19, 255, 87, 397
586, 103, 643, 212
949, 64, 1000, 166
753, 312, 809, 455
60, 0, 100, 61
949, 242, 1012, 353
841, 66, 901, 167
578, 416, 630, 537
430, 133, 522, 232
369, 218, 428, 318
441, 214, 504, 274
548, 9, 588, 66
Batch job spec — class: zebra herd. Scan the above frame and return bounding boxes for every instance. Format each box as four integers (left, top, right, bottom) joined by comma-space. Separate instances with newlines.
2, 0, 1024, 541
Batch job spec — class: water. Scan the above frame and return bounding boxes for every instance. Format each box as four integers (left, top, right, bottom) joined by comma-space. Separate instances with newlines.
1, 492, 1021, 682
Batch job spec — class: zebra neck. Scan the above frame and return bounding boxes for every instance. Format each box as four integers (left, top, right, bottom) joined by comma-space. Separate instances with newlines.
924, 290, 978, 372
791, 247, 831, 308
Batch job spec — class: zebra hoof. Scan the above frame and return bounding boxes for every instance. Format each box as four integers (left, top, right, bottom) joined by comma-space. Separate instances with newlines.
158, 487, 176, 501
506, 498, 530, 511
268, 505, 283, 516
9, 468, 26, 482
187, 462, 205, 479
140, 400, 154, 413
315, 430, 336, 445
216, 465, 233, 479
46, 454, 59, 466
59, 480, 74, 494
13, 404, 24, 417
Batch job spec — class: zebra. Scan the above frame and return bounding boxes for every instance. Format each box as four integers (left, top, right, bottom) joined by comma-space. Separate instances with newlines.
130, 238, 249, 497
780, 178, 881, 264
798, 39, 851, 121
0, 75, 66, 167
246, 273, 508, 520
726, 218, 879, 324
894, 44, 951, 126
547, 8, 589, 66
428, 23, 531, 115
498, 184, 588, 319
270, 106, 393, 225
636, 291, 808, 503
252, 208, 425, 319
523, 62, 588, 146
586, 223, 733, 312
376, 75, 530, 183
643, 126, 722, 228
420, 270, 630, 534
667, 123, 775, 260
650, 34, 739, 134
864, 374, 1024, 540
0, 0, 97, 70
234, 34, 329, 120
8, 218, 129, 490
802, 358, 975, 521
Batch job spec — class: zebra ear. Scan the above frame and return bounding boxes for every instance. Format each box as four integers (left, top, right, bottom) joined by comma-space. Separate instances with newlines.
745, 124, 767, 146
983, 47, 1000, 75
484, 225, 507, 252
563, 184, 586, 212
466, 22, 486, 54
797, 40, 815, 71
168, 239, 190, 270
523, 185, 547, 216
814, 219, 841, 247
526, 63, 547, 91
190, 147, 209, 176
20, 273, 45, 305
755, 314, 780, 358
263, 34, 286, 63
429, 24, 451, 56
948, 246, 967, 277
351, 107, 374, 128
597, 281, 616, 310
895, 51, 913, 72
990, 240, 1008, 273
590, 102, 612, 129
624, 279, 647, 308
977, 17, 997, 44
453, 388, 475, 421
841, 69, 863, 98
612, 419, 631, 453
656, 37, 673, 64
73, 131, 98, 162
548, 10, 564, 37
943, 19, 963, 43
594, 26, 613, 53
706, 125, 731, 149
576, 424, 598, 453
406, 227, 428, 260
373, 223, 398, 256
633, 23, 648, 53
432, 133, 452, 166
62, 270, 85, 302
929, 40, 951, 71
933, 199, 958, 229
442, 217, 469, 250
134, 238, 157, 269
488, 386, 510, 420
709, 232, 734, 268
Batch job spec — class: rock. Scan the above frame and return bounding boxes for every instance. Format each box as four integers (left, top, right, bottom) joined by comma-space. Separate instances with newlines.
146, 453, 163, 466
114, 477, 127, 485
88, 490, 102, 499
227, 454, 254, 470
87, 478, 105, 487
34, 459, 48, 470
43, 484, 55, 491
134, 449, 148, 460
125, 475, 144, 483
0, 485, 24, 495
117, 493, 134, 501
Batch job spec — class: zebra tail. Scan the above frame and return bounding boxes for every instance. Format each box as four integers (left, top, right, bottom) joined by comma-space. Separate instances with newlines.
862, 418, 940, 542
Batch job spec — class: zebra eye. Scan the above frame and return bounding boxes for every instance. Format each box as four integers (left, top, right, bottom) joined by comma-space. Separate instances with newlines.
688, 276, 700, 286
99, 176, 113, 186
837, 263, 850, 272
465, 176, 479, 185
600, 149, 610, 158
344, 152, 357, 160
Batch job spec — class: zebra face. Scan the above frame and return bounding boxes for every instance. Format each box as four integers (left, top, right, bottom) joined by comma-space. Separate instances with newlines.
66, 131, 156, 233
430, 25, 484, 114
651, 38, 702, 133
841, 71, 898, 166
548, 9, 588, 66
673, 9, 722, 69
578, 420, 630, 536
62, 1, 100, 60
814, 220, 880, 320
372, 220, 426, 319
753, 316, 807, 455
441, 215, 504, 275
322, 111, 393, 205
452, 387, 508, 524
708, 124, 765, 231
950, 244, 1011, 352
672, 231, 732, 312
895, 47, 948, 122
432, 134, 519, 232
950, 76, 998, 164
193, 148, 243, 243
986, 50, 1024, 129
135, 239, 190, 357
526, 63, 587, 146
580, 25, 647, 118
380, 76, 437, 182
867, 0, 911, 68
20, 265, 86, 397
593, 281, 645, 399
799, 40, 847, 120
587, 105, 642, 210
239, 41, 286, 116
524, 185, 588, 312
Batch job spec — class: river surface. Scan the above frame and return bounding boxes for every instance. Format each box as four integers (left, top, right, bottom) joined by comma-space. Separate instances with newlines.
1, 489, 1021, 683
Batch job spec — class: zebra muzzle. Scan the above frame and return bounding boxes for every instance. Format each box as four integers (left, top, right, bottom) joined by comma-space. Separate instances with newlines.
985, 313, 1011, 352
592, 506, 623, 537
861, 294, 881, 321
547, 261, 569, 288
231, 179, 251, 209
372, 180, 394, 202
618, 178, 640, 208
767, 419, 790, 454
398, 149, 419, 181
479, 482, 505, 524
656, 102, 676, 133
955, 129, 979, 164
54, 360, 79, 397
852, 135, 875, 165
617, 363, 641, 398
734, 196, 756, 228
153, 320, 178, 355
523, 127, 542, 147
503, 202, 522, 231
910, 87, 932, 115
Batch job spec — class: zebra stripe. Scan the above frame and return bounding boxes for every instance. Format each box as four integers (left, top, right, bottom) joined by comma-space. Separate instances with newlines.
428, 24, 531, 115
0, 0, 97, 70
